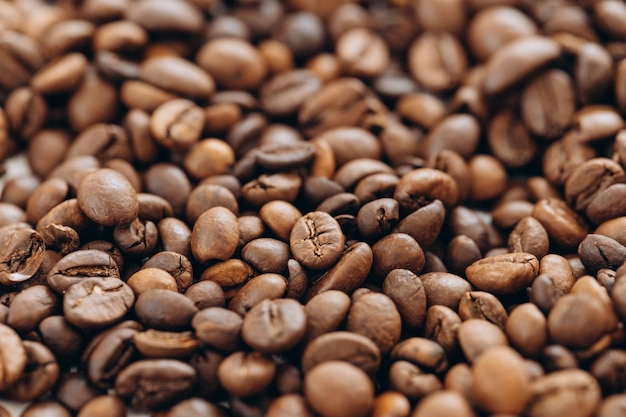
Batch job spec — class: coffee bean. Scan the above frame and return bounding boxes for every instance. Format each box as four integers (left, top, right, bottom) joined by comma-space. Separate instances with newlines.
48, 250, 120, 293
388, 360, 441, 401
77, 168, 138, 227
290, 211, 345, 270
150, 99, 205, 152
458, 319, 507, 363
391, 337, 448, 373
472, 346, 532, 415
548, 293, 608, 350
192, 307, 242, 352
217, 351, 276, 398
420, 272, 472, 311
0, 323, 27, 390
134, 289, 197, 331
0, 225, 45, 285
76, 395, 126, 417
64, 278, 134, 329
21, 401, 71, 417
506, 303, 548, 358
191, 207, 239, 264
138, 56, 215, 99
304, 361, 374, 417
466, 252, 539, 295
488, 109, 538, 168
508, 216, 550, 259
114, 359, 197, 411
482, 36, 561, 95
261, 70, 322, 117
303, 291, 351, 342
532, 198, 588, 249
382, 269, 427, 328
527, 369, 601, 417
424, 305, 462, 354
242, 298, 307, 353
371, 233, 425, 281
228, 273, 287, 316
6, 285, 58, 332
133, 329, 199, 359
458, 291, 508, 329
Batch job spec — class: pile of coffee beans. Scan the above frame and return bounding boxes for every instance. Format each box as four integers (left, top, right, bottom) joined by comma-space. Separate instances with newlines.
3, 0, 626, 416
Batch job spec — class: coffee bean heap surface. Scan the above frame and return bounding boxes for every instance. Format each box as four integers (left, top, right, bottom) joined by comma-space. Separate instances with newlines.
2, 0, 626, 417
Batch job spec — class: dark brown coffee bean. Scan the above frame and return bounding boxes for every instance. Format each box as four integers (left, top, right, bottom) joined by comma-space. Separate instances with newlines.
255, 142, 316, 171
467, 6, 538, 61
54, 373, 103, 413
242, 298, 306, 353
5, 340, 59, 402
298, 77, 370, 137
346, 292, 401, 355
472, 346, 532, 415
458, 291, 508, 329
241, 237, 291, 274
506, 303, 548, 358
336, 28, 389, 78
186, 184, 238, 225
482, 36, 561, 95
38, 315, 83, 362
421, 114, 481, 160
48, 250, 120, 293
141, 251, 193, 293
136, 193, 175, 224
527, 369, 601, 417
488, 109, 538, 168
127, 268, 178, 295
408, 31, 468, 92
192, 307, 242, 352
135, 289, 197, 331
0, 323, 26, 390
466, 252, 539, 295
76, 395, 125, 417
5, 87, 47, 140
150, 99, 205, 152
290, 211, 345, 270
64, 278, 134, 329
383, 269, 427, 329
371, 233, 425, 281
304, 361, 374, 417
82, 322, 143, 389
565, 158, 625, 213
303, 290, 350, 342
115, 359, 197, 411
390, 337, 448, 373
133, 329, 199, 359
532, 198, 588, 249
508, 216, 550, 259
458, 319, 507, 363
548, 293, 608, 350
394, 200, 445, 250
388, 360, 441, 402
261, 70, 322, 117
191, 207, 239, 264
394, 168, 459, 212
356, 198, 399, 241
139, 56, 215, 99
217, 351, 276, 398
420, 272, 471, 311
77, 168, 138, 227
30, 53, 88, 94
0, 225, 45, 286
579, 234, 626, 273
113, 218, 158, 259
228, 273, 287, 317
242, 172, 302, 206
424, 305, 461, 354
6, 285, 58, 333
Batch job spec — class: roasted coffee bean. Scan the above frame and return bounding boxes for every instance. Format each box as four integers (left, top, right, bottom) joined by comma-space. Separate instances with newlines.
458, 291, 508, 329
465, 252, 539, 295
5, 340, 58, 402
391, 337, 448, 373
228, 272, 288, 316
458, 319, 508, 363
114, 359, 197, 411
242, 298, 306, 353
304, 361, 375, 417
532, 198, 588, 249
0, 225, 45, 286
64, 278, 134, 329
548, 293, 609, 350
506, 303, 548, 358
488, 109, 538, 168
242, 238, 290, 274
192, 307, 242, 353
20, 401, 71, 417
526, 369, 601, 417
217, 351, 276, 398
138, 56, 214, 99
0, 323, 27, 390
6, 285, 58, 332
424, 306, 461, 354
135, 289, 197, 331
508, 216, 550, 260
482, 36, 561, 95
420, 272, 472, 311
77, 168, 138, 227
113, 218, 158, 259
472, 346, 532, 415
388, 360, 441, 401
304, 290, 351, 342
290, 211, 345, 270
371, 233, 425, 281
150, 99, 204, 152
261, 70, 322, 117
382, 269, 427, 328
133, 329, 199, 359
191, 207, 239, 264
48, 250, 120, 293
